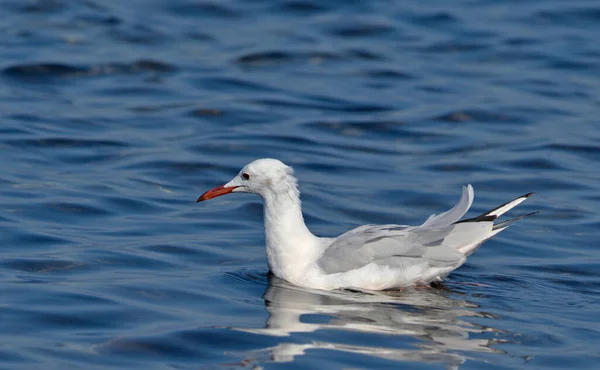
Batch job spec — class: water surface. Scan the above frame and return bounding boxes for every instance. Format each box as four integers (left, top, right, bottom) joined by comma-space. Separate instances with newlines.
1, 0, 599, 369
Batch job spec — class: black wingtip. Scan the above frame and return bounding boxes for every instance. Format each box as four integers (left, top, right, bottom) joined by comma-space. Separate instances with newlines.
454, 192, 536, 225
454, 214, 497, 224
492, 211, 539, 230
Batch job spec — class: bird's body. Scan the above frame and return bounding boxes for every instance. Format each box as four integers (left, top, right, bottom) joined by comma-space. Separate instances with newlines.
198, 158, 535, 291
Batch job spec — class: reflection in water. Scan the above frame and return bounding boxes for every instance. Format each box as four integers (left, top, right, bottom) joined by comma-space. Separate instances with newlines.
233, 276, 504, 368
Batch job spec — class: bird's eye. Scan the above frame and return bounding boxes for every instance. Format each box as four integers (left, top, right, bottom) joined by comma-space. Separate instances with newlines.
242, 173, 250, 180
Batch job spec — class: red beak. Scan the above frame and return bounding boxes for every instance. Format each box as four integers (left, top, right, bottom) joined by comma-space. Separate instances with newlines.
197, 185, 238, 202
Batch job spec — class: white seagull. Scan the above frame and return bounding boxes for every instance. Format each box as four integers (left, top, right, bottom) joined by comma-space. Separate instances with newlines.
197, 158, 536, 291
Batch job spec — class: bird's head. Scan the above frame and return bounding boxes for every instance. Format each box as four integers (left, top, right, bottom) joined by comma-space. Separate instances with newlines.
197, 158, 297, 202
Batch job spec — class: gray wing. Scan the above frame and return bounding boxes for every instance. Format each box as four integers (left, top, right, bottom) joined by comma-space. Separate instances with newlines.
421, 185, 474, 228
317, 186, 478, 275
317, 224, 466, 274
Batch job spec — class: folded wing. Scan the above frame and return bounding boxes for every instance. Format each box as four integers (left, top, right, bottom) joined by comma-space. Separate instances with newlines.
317, 186, 535, 276
317, 223, 467, 274
317, 185, 479, 275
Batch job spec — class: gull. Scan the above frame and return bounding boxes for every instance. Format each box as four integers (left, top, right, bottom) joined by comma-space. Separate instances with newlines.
197, 158, 535, 291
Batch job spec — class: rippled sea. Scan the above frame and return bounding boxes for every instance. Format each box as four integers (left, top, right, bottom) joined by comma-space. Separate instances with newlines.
1, 1, 600, 369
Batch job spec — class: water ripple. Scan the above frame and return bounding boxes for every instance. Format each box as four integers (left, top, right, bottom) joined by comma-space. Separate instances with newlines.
2, 60, 175, 81
1, 0, 599, 369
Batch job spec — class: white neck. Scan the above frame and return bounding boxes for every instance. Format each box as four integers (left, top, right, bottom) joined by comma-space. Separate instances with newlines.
261, 179, 321, 280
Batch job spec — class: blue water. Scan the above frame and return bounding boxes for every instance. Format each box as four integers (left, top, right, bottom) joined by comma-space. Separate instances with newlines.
1, 0, 599, 369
